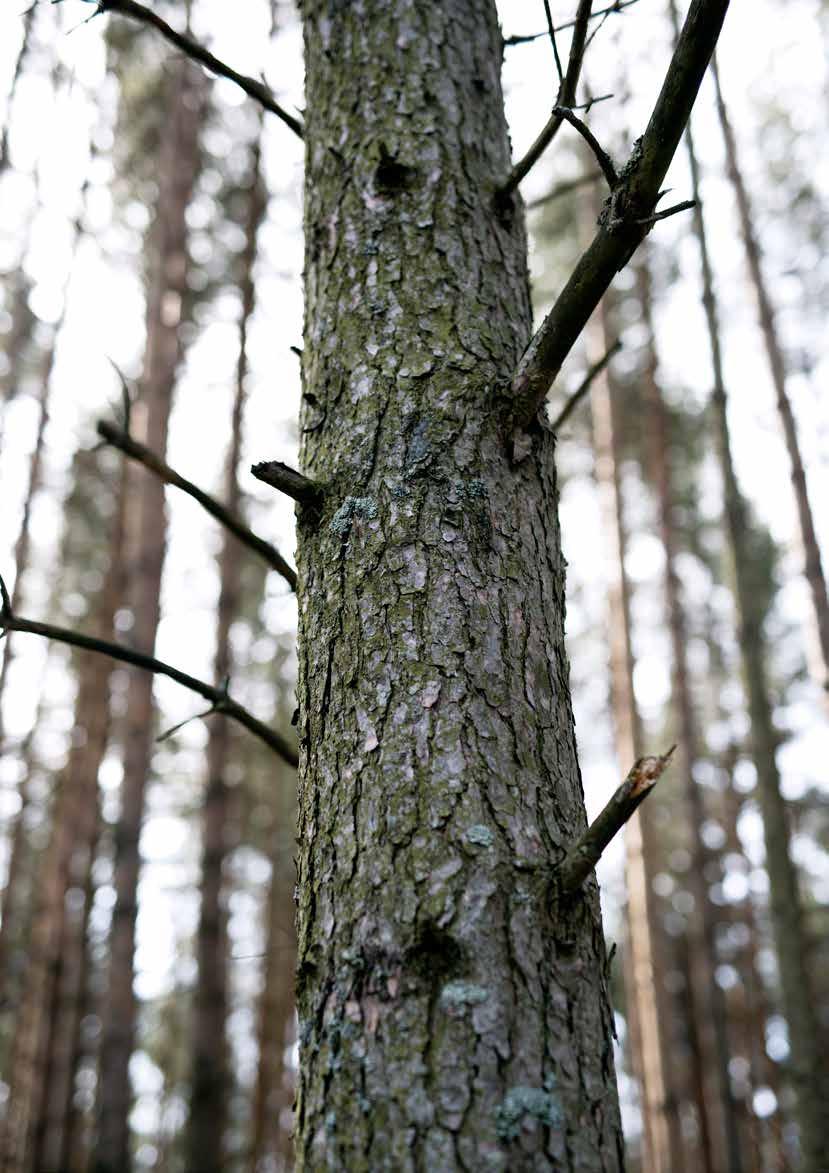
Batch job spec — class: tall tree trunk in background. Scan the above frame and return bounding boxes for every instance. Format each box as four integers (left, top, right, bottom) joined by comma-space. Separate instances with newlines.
675, 14, 829, 1161
710, 57, 829, 697
637, 255, 743, 1173
94, 61, 207, 1173
186, 123, 267, 1173
587, 302, 685, 1173
250, 771, 296, 1173
31, 455, 128, 1173
294, 4, 623, 1168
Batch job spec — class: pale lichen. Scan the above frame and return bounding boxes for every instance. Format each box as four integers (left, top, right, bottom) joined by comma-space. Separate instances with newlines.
465, 824, 494, 848
439, 981, 489, 1011
495, 1085, 562, 1142
329, 495, 378, 538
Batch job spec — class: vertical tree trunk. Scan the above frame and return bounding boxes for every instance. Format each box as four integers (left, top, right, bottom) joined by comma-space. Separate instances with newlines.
637, 255, 743, 1173
0, 2, 35, 173
710, 56, 829, 696
186, 124, 267, 1173
31, 454, 128, 1173
587, 304, 685, 1173
675, 11, 829, 1161
250, 773, 297, 1173
94, 60, 207, 1173
294, 4, 622, 1168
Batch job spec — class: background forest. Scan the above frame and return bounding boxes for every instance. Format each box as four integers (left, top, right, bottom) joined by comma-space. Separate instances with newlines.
0, 0, 827, 1170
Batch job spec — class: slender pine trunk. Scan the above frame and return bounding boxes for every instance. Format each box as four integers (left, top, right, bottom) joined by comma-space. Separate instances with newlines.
186, 124, 267, 1173
674, 10, 829, 1159
710, 56, 829, 697
94, 60, 207, 1173
294, 4, 623, 1167
31, 453, 128, 1173
587, 301, 685, 1173
637, 255, 743, 1173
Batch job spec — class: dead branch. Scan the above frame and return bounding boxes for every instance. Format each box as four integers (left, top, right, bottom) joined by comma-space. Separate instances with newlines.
552, 106, 618, 187
251, 461, 322, 508
556, 748, 675, 896
0, 572, 298, 765
497, 0, 593, 202
504, 1, 642, 48
96, 420, 297, 592
508, 0, 730, 439
80, 0, 304, 139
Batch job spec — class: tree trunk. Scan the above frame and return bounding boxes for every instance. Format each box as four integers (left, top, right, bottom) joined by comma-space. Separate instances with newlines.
0, 2, 35, 173
586, 301, 684, 1173
710, 56, 829, 698
294, 4, 622, 1168
31, 454, 128, 1173
637, 254, 743, 1173
676, 21, 829, 1164
250, 784, 296, 1173
94, 60, 207, 1173
186, 124, 266, 1173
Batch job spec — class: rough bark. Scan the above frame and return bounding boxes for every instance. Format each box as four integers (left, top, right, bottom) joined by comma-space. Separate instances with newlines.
186, 125, 267, 1173
587, 302, 684, 1173
678, 41, 829, 1169
710, 56, 829, 697
94, 60, 207, 1173
637, 255, 743, 1173
294, 3, 622, 1169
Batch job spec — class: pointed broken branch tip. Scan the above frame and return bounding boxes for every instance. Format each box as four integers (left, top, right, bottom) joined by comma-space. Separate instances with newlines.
556, 746, 675, 897
251, 460, 322, 508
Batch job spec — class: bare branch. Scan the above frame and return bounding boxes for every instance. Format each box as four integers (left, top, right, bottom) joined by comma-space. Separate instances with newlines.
97, 421, 297, 592
542, 0, 565, 85
0, 572, 298, 765
81, 0, 304, 139
548, 338, 621, 433
504, 1, 642, 48
553, 106, 618, 187
497, 0, 593, 202
556, 748, 675, 896
251, 460, 322, 508
636, 198, 696, 225
508, 0, 730, 438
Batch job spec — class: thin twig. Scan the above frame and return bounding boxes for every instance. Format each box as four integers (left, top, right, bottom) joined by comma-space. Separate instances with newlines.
508, 0, 731, 438
96, 421, 297, 591
553, 106, 618, 187
556, 748, 675, 896
542, 0, 565, 84
504, 0, 642, 46
251, 460, 322, 508
498, 0, 593, 202
72, 0, 304, 139
0, 572, 298, 765
548, 339, 621, 432
636, 198, 696, 225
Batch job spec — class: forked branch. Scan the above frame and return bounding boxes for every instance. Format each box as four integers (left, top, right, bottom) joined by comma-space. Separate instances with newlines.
73, 0, 304, 139
508, 0, 730, 438
556, 748, 675, 896
0, 573, 298, 765
498, 0, 594, 201
96, 420, 297, 591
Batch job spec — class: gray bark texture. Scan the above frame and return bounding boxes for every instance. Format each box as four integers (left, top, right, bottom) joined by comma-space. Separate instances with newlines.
293, 3, 622, 1169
